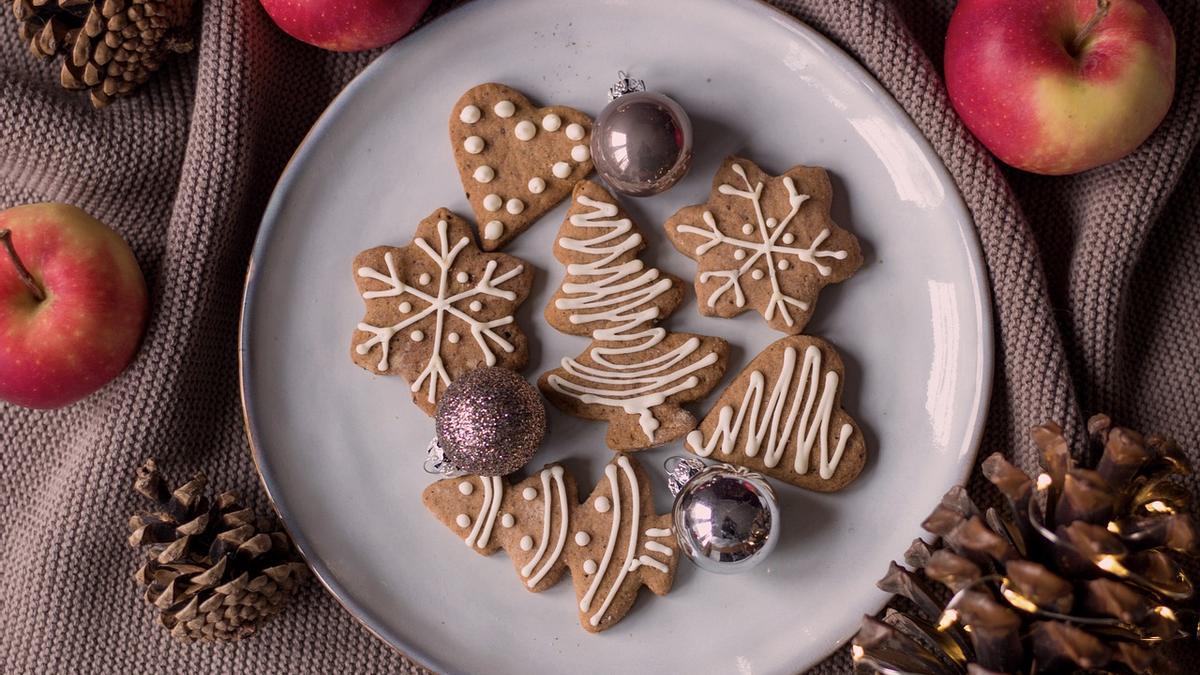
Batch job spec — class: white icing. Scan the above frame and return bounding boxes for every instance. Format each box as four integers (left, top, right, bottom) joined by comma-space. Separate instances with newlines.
645, 541, 672, 556
459, 105, 481, 124
506, 198, 525, 215
398, 301, 412, 313
645, 527, 672, 537
494, 100, 515, 118
579, 464, 621, 613
464, 136, 484, 154
542, 114, 562, 131
515, 120, 536, 141
523, 487, 537, 501
594, 496, 611, 513
566, 123, 585, 141
473, 165, 495, 183
528, 177, 546, 194
588, 456, 641, 626
544, 195, 721, 442
464, 476, 504, 548
418, 273, 431, 285
583, 559, 597, 575
455, 514, 471, 528
520, 536, 534, 551
456, 271, 469, 283
571, 144, 590, 162
522, 467, 570, 588
778, 260, 790, 271
409, 330, 424, 342
483, 221, 503, 241
632, 555, 668, 573
469, 300, 483, 312
734, 249, 746, 261
458, 481, 473, 496
552, 161, 571, 179
675, 164, 848, 328
483, 194, 502, 212
500, 513, 515, 528
782, 233, 795, 244
447, 332, 460, 344
353, 223, 523, 398
686, 344, 854, 480
575, 531, 590, 546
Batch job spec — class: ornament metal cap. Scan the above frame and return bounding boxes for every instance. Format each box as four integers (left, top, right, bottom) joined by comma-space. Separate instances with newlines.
666, 456, 781, 574
608, 70, 647, 100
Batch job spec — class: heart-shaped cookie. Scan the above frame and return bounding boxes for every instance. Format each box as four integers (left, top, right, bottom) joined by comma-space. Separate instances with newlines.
450, 83, 594, 250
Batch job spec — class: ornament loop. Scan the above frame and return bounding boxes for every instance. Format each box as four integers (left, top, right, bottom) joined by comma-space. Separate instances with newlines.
607, 70, 646, 101
423, 438, 468, 477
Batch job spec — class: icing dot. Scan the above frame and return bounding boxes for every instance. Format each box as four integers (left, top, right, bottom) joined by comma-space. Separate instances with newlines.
565, 123, 585, 141
410, 330, 424, 342
417, 273, 432, 286
494, 100, 516, 118
519, 535, 534, 551
552, 161, 571, 178
741, 223, 754, 235
398, 301, 412, 313
469, 300, 483, 312
766, 217, 778, 227
751, 269, 765, 280
483, 194, 502, 212
574, 532, 590, 546
522, 487, 538, 501
571, 144, 590, 163
514, 120, 537, 141
528, 177, 546, 194
459, 105, 481, 124
456, 271, 469, 283
777, 259, 790, 271
782, 232, 795, 245
463, 136, 484, 154
733, 249, 746, 261
501, 513, 515, 528
455, 514, 471, 528
583, 559, 597, 575
484, 220, 504, 240
447, 332, 460, 344
473, 165, 495, 183
594, 496, 611, 513
542, 113, 562, 131
506, 198, 525, 215
458, 481, 474, 496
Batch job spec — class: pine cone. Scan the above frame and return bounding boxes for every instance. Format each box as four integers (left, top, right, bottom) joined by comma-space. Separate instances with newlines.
852, 415, 1199, 674
128, 459, 309, 641
12, 0, 194, 108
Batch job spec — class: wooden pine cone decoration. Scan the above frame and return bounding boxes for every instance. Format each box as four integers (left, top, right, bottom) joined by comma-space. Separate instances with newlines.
852, 415, 1199, 674
128, 459, 309, 642
12, 0, 194, 108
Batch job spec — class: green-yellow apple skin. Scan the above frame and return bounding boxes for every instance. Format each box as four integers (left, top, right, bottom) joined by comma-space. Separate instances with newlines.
945, 0, 1176, 175
0, 203, 148, 409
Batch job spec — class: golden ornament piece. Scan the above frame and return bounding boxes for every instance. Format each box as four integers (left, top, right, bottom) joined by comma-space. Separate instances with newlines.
852, 415, 1199, 674
128, 459, 309, 642
12, 0, 194, 108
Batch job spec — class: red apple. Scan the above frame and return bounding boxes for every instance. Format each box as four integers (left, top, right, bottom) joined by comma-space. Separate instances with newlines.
945, 0, 1176, 175
0, 203, 148, 409
258, 0, 433, 52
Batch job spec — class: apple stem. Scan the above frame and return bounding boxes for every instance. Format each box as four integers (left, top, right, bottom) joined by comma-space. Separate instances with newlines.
0, 229, 46, 302
1072, 0, 1111, 55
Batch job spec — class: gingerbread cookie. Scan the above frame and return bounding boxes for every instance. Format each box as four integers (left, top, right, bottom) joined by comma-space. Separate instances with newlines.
351, 208, 533, 415
684, 335, 866, 491
422, 454, 679, 633
539, 180, 729, 451
664, 157, 863, 334
450, 83, 594, 251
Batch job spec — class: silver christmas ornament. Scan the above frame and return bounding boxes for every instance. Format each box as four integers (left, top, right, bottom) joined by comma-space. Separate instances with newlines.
591, 71, 693, 197
426, 367, 546, 476
667, 456, 779, 574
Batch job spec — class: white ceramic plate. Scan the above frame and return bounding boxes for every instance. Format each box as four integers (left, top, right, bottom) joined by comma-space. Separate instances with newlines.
241, 1, 992, 672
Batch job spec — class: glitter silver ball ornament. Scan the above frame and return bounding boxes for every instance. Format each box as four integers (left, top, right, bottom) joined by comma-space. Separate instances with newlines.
667, 456, 779, 574
591, 73, 693, 197
433, 367, 546, 476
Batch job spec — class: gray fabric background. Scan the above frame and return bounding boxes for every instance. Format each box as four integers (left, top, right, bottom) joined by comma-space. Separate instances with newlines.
1, 0, 1196, 672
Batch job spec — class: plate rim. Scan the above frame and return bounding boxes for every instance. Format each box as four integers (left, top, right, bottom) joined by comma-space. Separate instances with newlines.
238, 0, 995, 671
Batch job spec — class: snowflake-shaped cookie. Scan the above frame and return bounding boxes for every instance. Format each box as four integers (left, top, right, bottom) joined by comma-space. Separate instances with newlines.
664, 157, 863, 334
351, 209, 533, 415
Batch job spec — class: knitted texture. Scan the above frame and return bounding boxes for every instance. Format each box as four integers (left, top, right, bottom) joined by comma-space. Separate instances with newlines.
0, 1, 1197, 673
